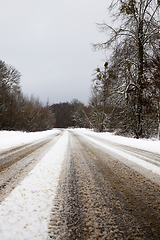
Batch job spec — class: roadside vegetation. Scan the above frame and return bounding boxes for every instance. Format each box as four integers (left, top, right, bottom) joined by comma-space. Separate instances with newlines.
90, 0, 160, 138
0, 60, 55, 132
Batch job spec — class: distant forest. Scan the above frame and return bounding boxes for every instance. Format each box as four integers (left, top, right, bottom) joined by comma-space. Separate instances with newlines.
1, 1, 160, 138
50, 100, 91, 128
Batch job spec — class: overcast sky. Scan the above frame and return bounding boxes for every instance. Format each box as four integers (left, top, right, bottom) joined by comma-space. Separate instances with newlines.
0, 0, 112, 105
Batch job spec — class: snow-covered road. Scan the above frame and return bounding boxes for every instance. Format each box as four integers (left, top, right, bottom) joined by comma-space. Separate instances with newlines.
0, 129, 160, 239
76, 129, 160, 185
0, 130, 68, 239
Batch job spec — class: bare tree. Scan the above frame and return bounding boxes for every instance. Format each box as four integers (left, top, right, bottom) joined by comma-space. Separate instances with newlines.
93, 0, 160, 138
0, 59, 55, 131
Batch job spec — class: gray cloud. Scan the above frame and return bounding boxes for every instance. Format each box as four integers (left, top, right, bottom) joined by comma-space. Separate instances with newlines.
0, 0, 111, 104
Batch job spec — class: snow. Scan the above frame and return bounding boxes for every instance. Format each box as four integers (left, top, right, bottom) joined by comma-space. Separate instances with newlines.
75, 129, 160, 175
75, 129, 160, 176
0, 129, 60, 152
75, 128, 160, 154
0, 130, 68, 240
0, 128, 160, 239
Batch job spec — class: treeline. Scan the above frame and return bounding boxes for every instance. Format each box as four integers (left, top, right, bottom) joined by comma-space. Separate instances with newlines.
0, 60, 55, 131
50, 99, 91, 128
89, 0, 160, 138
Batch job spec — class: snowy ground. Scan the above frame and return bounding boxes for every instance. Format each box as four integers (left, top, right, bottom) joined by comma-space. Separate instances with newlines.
0, 130, 68, 240
0, 129, 160, 239
75, 129, 160, 176
1, 128, 159, 154
75, 128, 160, 154
0, 129, 60, 152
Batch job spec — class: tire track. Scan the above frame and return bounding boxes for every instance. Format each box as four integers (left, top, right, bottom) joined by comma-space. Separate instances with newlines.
0, 139, 51, 172
0, 132, 62, 202
84, 133, 160, 166
48, 131, 160, 239
48, 136, 85, 239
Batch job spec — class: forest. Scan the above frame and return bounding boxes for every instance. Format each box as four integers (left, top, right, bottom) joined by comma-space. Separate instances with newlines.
0, 60, 55, 132
0, 0, 160, 138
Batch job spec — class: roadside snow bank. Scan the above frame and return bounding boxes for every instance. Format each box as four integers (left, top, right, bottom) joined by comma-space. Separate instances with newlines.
0, 129, 60, 152
81, 133, 160, 176
75, 129, 160, 176
75, 128, 160, 154
0, 131, 68, 240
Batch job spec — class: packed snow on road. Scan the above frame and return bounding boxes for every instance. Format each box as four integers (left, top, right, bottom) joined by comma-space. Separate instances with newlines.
0, 128, 160, 239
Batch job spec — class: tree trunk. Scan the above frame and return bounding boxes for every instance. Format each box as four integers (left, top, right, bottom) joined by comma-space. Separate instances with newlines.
136, 20, 144, 138
157, 90, 160, 140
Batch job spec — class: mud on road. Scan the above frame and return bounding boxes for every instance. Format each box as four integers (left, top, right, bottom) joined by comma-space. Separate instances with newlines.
48, 131, 160, 240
